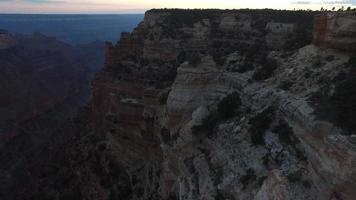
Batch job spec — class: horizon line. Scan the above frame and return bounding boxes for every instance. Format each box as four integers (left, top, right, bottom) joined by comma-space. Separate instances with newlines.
0, 8, 329, 15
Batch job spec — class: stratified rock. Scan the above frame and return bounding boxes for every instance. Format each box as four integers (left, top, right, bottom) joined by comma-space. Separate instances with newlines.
313, 12, 356, 51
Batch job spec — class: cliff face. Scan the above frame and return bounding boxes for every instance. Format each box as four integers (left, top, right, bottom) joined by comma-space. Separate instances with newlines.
89, 10, 355, 200
313, 12, 356, 51
3, 10, 356, 200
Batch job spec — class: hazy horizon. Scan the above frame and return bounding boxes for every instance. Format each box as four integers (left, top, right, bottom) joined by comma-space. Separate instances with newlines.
0, 14, 143, 44
0, 0, 355, 14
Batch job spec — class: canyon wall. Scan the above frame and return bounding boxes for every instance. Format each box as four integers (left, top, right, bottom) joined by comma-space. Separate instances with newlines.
90, 10, 355, 200
2, 10, 356, 200
313, 12, 356, 51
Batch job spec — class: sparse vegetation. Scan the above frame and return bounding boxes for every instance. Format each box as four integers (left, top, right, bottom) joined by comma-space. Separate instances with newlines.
249, 107, 275, 145
325, 55, 335, 62
312, 57, 324, 68
302, 180, 312, 188
311, 57, 356, 135
279, 80, 294, 90
240, 168, 257, 187
272, 120, 299, 145
213, 53, 226, 66
188, 52, 202, 67
160, 127, 172, 146
252, 58, 278, 81
217, 92, 241, 120
192, 92, 241, 137
287, 170, 303, 182
192, 111, 220, 137
215, 190, 235, 200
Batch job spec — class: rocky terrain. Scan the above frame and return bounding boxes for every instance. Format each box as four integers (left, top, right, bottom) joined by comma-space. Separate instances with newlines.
1, 9, 356, 200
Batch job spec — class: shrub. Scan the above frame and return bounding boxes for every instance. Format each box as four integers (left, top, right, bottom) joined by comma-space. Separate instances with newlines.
287, 170, 303, 182
215, 190, 235, 200
302, 180, 312, 188
192, 111, 220, 137
249, 107, 275, 145
252, 58, 278, 81
160, 127, 172, 145
217, 92, 241, 120
325, 55, 335, 62
240, 168, 257, 187
192, 92, 241, 137
312, 58, 324, 68
213, 53, 226, 66
167, 192, 178, 200
272, 120, 299, 145
188, 52, 201, 67
279, 80, 294, 90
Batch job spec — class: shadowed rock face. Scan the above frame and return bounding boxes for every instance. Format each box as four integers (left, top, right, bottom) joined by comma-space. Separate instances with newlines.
0, 32, 104, 200
0, 32, 104, 145
0, 32, 102, 145
2, 9, 356, 200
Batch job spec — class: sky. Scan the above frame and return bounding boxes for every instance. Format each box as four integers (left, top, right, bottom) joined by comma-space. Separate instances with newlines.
0, 0, 355, 14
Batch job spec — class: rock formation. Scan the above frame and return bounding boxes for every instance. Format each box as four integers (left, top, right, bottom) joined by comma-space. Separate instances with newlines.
1, 10, 356, 200
313, 12, 356, 51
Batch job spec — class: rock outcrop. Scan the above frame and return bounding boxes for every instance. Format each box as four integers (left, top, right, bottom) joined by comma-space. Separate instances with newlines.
313, 12, 356, 51
2, 9, 356, 200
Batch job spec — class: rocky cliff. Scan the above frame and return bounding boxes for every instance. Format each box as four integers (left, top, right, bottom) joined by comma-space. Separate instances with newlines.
313, 12, 356, 51
2, 10, 356, 200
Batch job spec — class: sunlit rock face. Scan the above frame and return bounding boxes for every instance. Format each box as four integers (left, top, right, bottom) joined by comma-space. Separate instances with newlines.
313, 12, 356, 51
3, 10, 356, 200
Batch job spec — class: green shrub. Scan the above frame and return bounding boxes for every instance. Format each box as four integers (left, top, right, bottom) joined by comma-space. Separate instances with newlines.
249, 107, 275, 145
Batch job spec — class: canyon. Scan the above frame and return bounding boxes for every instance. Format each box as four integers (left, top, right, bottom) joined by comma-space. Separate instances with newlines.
1, 9, 356, 200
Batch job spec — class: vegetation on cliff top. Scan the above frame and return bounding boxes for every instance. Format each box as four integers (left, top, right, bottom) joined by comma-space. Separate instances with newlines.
149, 8, 319, 28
